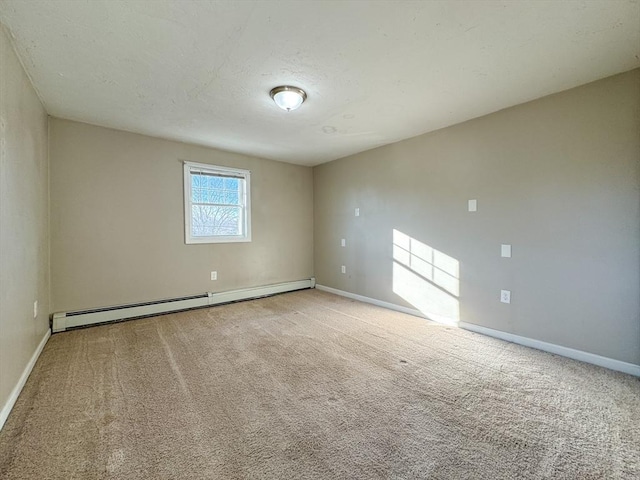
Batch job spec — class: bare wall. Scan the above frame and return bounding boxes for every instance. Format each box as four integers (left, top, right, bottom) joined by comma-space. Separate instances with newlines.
0, 24, 50, 413
50, 119, 313, 312
314, 69, 640, 365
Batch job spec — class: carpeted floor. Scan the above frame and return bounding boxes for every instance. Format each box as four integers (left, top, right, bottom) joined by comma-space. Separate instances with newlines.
1, 289, 638, 479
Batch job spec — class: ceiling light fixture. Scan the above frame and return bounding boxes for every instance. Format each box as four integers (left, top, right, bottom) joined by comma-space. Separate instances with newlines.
270, 86, 307, 112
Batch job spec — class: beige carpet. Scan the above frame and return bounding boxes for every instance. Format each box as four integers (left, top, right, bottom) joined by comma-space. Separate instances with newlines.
1, 289, 638, 479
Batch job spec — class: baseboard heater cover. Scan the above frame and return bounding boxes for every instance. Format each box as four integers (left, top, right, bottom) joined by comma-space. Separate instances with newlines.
52, 278, 315, 332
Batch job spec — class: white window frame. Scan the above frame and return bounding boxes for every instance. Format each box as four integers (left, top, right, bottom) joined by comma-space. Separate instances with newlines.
183, 161, 252, 244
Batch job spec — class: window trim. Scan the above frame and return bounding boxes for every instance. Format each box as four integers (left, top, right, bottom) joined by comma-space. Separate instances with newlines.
183, 161, 252, 244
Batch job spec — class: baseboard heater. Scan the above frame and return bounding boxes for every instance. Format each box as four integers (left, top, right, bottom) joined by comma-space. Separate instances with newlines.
52, 278, 315, 333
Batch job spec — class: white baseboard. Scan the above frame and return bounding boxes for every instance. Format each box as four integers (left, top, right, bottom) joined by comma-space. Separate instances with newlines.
0, 328, 51, 431
459, 321, 640, 377
316, 284, 427, 318
53, 278, 315, 332
315, 284, 640, 377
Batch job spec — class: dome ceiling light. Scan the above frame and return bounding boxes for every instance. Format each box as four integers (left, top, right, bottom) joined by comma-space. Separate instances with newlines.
270, 86, 307, 112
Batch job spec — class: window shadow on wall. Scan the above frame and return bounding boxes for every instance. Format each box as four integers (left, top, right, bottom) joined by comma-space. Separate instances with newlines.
392, 229, 460, 326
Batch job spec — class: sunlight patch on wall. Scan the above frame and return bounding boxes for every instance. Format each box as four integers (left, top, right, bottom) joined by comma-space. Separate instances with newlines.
392, 229, 460, 325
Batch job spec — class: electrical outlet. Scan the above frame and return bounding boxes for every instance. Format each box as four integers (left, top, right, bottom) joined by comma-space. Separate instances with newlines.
210, 271, 217, 281
341, 265, 346, 274
355, 208, 360, 217
500, 290, 511, 304
33, 300, 38, 319
341, 238, 346, 247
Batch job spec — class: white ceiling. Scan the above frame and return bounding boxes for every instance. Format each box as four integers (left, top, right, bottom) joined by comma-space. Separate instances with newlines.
1, 0, 638, 166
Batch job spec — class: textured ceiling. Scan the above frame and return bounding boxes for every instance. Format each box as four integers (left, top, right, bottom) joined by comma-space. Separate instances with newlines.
1, 0, 638, 166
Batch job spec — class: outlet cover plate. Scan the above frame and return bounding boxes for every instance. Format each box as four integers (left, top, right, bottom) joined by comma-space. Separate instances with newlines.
500, 290, 511, 304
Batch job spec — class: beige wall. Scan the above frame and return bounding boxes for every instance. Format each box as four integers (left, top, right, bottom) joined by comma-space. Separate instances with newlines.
314, 69, 640, 365
0, 25, 50, 413
49, 119, 313, 312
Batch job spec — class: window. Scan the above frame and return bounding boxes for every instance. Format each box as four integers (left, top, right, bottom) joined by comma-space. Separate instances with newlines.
183, 161, 251, 244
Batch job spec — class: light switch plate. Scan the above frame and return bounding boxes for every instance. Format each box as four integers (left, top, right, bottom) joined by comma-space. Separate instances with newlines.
468, 199, 477, 212
355, 208, 360, 217
341, 238, 346, 247
341, 265, 346, 274
211, 271, 217, 281
501, 244, 512, 258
